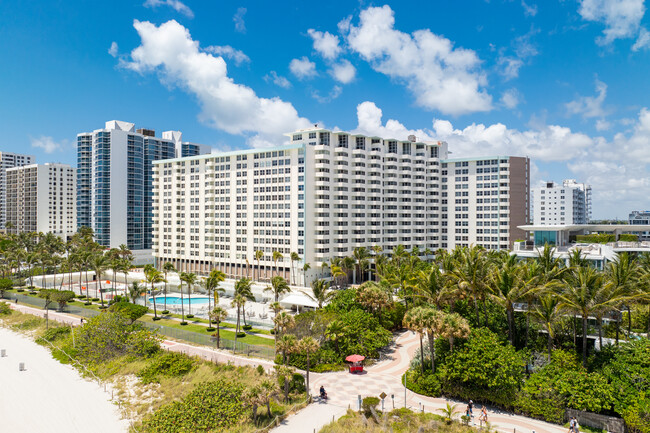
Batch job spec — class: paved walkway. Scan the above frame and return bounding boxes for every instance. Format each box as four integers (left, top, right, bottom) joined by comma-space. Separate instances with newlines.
275, 331, 568, 433
7, 302, 276, 371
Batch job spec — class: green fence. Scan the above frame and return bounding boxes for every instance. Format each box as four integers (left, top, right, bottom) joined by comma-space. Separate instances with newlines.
6, 292, 275, 360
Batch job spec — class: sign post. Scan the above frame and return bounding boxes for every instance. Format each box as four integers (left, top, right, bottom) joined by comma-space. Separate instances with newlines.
379, 392, 387, 412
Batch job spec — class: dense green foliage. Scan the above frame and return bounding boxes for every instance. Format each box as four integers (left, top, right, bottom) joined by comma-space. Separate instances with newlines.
0, 301, 11, 315
0, 278, 12, 297
138, 352, 195, 384
108, 301, 148, 323
140, 380, 247, 433
438, 329, 526, 407
74, 312, 160, 363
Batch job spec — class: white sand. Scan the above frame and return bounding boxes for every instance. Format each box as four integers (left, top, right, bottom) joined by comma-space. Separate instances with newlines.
0, 328, 129, 433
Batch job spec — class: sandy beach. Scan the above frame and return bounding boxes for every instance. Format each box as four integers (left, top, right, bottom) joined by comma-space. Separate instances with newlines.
0, 327, 129, 433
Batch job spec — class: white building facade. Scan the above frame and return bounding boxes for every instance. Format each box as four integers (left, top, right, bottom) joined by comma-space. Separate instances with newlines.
531, 179, 591, 225
0, 151, 35, 229
442, 156, 530, 251
152, 127, 530, 285
6, 163, 76, 237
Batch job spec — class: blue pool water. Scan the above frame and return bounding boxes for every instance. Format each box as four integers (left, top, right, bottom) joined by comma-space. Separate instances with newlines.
148, 296, 210, 306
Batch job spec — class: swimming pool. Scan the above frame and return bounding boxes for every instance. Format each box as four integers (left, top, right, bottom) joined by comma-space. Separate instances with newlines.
148, 296, 210, 306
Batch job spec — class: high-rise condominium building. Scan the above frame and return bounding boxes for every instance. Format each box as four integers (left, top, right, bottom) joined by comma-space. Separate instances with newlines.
77, 120, 210, 251
442, 156, 530, 251
151, 127, 530, 285
531, 179, 591, 225
0, 151, 35, 229
6, 163, 76, 237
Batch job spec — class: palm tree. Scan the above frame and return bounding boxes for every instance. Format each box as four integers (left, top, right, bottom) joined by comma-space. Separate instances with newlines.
180, 272, 197, 318
233, 277, 254, 330
559, 266, 607, 366
353, 247, 369, 284
162, 262, 176, 313
488, 256, 524, 345
386, 262, 416, 308
128, 281, 146, 304
108, 248, 121, 296
356, 281, 390, 319
298, 336, 320, 395
290, 252, 300, 285
276, 334, 297, 364
403, 306, 427, 374
302, 279, 332, 308
606, 252, 639, 342
530, 294, 563, 361
265, 275, 290, 303
205, 269, 226, 328
209, 306, 228, 348
177, 271, 189, 324
330, 265, 345, 289
255, 250, 264, 282
413, 265, 449, 309
438, 402, 460, 424
231, 294, 246, 338
451, 246, 491, 327
275, 365, 295, 403
272, 251, 283, 278
91, 253, 109, 308
420, 307, 445, 373
273, 311, 295, 337
325, 320, 344, 355
439, 312, 470, 353
341, 256, 355, 287
145, 267, 166, 320
302, 262, 311, 287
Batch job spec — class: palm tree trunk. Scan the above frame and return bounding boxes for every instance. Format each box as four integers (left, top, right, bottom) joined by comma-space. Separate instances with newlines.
474, 298, 480, 326
507, 308, 514, 345
152, 283, 158, 318
582, 315, 588, 367
163, 278, 167, 312
180, 282, 185, 322
306, 354, 311, 395
627, 306, 632, 338
598, 316, 603, 350
547, 333, 552, 361
428, 333, 436, 373
419, 333, 424, 375
483, 300, 488, 327
98, 281, 104, 307
216, 321, 221, 348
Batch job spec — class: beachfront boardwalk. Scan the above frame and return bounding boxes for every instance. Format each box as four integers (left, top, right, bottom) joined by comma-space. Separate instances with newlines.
274, 331, 569, 433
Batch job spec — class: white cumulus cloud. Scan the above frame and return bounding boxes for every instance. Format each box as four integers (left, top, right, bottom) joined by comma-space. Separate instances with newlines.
233, 7, 246, 33
143, 0, 193, 18
289, 56, 317, 80
343, 5, 492, 115
264, 71, 291, 89
122, 20, 311, 146
566, 79, 608, 118
308, 29, 342, 60
108, 42, 119, 57
500, 89, 521, 109
578, 0, 645, 46
30, 136, 65, 154
205, 45, 250, 66
329, 59, 356, 84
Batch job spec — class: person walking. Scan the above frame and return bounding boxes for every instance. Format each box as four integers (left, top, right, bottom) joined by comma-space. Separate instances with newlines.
568, 416, 576, 433
479, 406, 487, 423
468, 399, 473, 415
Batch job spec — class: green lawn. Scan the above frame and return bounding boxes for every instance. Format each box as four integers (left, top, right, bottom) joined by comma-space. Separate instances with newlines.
156, 310, 272, 335
138, 315, 275, 347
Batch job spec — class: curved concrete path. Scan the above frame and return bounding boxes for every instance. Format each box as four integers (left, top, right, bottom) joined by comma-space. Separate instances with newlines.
274, 331, 568, 433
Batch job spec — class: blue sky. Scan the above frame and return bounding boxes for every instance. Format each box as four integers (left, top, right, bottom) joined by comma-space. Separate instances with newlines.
1, 0, 650, 218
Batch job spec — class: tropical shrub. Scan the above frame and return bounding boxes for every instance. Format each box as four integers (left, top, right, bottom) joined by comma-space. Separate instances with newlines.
108, 302, 148, 323
278, 372, 305, 394
40, 326, 71, 342
403, 370, 442, 397
362, 396, 380, 415
140, 380, 246, 433
74, 312, 160, 363
138, 352, 195, 384
623, 393, 650, 433
438, 328, 526, 407
602, 338, 650, 415
0, 278, 12, 298
0, 301, 11, 315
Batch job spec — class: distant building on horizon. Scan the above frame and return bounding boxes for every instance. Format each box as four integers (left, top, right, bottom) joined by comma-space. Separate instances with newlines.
531, 179, 591, 225
76, 120, 210, 256
629, 210, 650, 241
0, 151, 35, 230
6, 163, 76, 238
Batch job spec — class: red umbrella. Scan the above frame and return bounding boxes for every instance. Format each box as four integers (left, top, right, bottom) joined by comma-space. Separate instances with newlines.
345, 354, 365, 363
